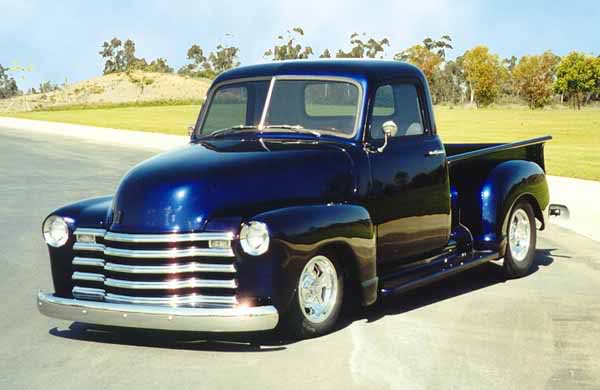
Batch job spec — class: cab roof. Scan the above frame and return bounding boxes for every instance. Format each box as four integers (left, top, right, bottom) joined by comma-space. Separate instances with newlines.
213, 59, 427, 86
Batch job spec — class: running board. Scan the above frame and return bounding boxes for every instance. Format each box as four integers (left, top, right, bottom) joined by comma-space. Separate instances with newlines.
379, 250, 500, 297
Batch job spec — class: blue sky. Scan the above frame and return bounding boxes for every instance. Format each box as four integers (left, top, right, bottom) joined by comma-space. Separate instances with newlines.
1, 0, 599, 90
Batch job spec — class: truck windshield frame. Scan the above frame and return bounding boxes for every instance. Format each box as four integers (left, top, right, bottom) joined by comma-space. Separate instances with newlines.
196, 75, 364, 139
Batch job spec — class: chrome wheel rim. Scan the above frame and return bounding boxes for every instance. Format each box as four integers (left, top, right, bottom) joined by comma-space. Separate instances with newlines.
298, 255, 338, 324
509, 209, 531, 262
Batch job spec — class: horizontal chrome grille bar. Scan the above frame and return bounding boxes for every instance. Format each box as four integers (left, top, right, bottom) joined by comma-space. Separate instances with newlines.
72, 272, 105, 283
73, 242, 105, 252
72, 257, 105, 267
71, 286, 237, 306
104, 231, 234, 243
104, 261, 235, 274
74, 228, 106, 237
105, 277, 237, 290
73, 286, 105, 301
103, 246, 234, 259
105, 293, 238, 306
73, 243, 234, 258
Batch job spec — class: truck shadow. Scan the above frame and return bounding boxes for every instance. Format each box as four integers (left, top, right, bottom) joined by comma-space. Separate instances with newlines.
48, 248, 561, 351
355, 248, 558, 325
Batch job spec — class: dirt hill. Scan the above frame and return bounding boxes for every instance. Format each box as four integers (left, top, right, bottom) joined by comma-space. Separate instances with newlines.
0, 72, 212, 112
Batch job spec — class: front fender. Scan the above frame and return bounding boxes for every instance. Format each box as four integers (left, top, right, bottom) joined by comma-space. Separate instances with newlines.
237, 204, 377, 313
43, 195, 113, 297
478, 160, 549, 253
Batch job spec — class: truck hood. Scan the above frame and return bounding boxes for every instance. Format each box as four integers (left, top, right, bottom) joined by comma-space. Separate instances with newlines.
109, 138, 356, 233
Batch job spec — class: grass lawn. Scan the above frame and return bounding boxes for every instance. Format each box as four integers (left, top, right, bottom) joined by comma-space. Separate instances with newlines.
5, 105, 201, 135
4, 105, 599, 181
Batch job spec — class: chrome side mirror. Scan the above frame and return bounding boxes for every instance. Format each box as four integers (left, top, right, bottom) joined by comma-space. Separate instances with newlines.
378, 120, 397, 152
187, 125, 195, 137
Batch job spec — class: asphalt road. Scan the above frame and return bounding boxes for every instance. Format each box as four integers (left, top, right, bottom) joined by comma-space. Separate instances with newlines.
1, 127, 599, 390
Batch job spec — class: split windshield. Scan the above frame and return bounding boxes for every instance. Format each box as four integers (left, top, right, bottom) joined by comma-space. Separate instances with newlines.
199, 78, 360, 138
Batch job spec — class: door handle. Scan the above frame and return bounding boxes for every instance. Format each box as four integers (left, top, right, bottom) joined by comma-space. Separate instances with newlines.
426, 149, 445, 157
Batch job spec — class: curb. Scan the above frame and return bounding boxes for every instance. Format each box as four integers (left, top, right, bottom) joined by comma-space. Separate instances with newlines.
1, 116, 598, 242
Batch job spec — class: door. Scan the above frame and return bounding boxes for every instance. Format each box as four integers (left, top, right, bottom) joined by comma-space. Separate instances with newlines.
366, 81, 450, 264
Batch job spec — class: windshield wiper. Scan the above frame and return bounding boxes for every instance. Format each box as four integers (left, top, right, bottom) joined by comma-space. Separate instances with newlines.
262, 125, 321, 138
204, 125, 258, 138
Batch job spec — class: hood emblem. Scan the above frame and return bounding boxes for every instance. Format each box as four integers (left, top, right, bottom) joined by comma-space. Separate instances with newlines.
114, 210, 124, 224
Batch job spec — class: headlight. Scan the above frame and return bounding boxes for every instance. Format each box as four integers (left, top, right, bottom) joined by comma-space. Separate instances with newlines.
239, 221, 270, 256
42, 215, 70, 247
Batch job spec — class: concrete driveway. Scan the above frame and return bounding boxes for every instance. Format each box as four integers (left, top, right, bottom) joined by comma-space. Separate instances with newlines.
1, 127, 599, 390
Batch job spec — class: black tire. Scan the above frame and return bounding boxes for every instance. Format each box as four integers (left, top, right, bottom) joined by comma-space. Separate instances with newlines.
503, 201, 537, 278
281, 253, 344, 339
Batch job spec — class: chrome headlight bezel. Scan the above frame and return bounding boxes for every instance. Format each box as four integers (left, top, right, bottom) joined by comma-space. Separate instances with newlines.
42, 215, 70, 248
239, 221, 270, 256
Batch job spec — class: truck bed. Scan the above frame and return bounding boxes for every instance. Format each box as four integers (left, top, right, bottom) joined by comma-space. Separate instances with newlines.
445, 136, 552, 170
444, 136, 552, 251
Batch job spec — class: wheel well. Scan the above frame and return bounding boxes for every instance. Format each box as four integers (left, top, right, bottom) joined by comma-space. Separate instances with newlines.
317, 242, 362, 303
514, 194, 545, 230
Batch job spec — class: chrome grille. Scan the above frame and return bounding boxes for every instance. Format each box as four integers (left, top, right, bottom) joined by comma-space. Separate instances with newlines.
71, 228, 238, 308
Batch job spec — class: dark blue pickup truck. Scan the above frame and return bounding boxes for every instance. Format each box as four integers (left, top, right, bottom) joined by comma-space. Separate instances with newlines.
38, 60, 551, 339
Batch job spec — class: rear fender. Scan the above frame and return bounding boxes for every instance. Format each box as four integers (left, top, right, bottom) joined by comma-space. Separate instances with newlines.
477, 160, 549, 254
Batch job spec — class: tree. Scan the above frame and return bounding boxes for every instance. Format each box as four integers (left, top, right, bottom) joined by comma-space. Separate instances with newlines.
461, 46, 504, 106
99, 37, 172, 74
146, 58, 174, 73
99, 38, 124, 74
179, 42, 239, 78
264, 27, 314, 60
207, 45, 240, 76
512, 51, 560, 109
431, 60, 465, 104
336, 32, 389, 58
395, 36, 454, 104
38, 81, 60, 94
0, 64, 19, 99
319, 49, 332, 58
554, 52, 599, 109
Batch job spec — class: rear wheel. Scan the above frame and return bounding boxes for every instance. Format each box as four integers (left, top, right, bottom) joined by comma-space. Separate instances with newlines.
282, 254, 344, 339
503, 201, 537, 278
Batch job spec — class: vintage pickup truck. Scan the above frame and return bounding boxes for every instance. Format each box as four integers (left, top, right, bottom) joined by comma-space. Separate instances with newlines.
38, 60, 551, 339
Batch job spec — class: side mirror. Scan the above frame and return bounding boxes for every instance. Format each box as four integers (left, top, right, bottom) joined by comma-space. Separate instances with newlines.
378, 120, 397, 152
187, 125, 195, 137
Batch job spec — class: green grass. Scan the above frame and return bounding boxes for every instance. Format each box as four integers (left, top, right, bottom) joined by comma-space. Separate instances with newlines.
5, 105, 200, 134
434, 106, 600, 181
3, 105, 599, 181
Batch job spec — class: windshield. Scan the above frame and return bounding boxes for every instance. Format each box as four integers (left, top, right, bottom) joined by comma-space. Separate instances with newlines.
198, 78, 361, 138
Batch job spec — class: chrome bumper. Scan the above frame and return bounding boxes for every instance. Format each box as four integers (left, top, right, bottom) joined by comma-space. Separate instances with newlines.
37, 291, 279, 332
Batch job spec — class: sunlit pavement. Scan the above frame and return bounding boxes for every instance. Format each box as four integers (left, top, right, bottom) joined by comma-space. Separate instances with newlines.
1, 127, 598, 390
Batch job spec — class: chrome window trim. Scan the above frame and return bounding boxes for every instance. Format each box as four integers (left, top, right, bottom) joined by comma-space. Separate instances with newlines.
197, 75, 365, 140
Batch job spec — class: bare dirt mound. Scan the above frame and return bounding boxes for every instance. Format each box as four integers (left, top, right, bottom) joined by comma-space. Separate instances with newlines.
0, 72, 212, 112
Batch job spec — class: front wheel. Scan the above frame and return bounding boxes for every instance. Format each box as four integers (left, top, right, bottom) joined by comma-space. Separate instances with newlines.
503, 201, 537, 278
282, 254, 344, 339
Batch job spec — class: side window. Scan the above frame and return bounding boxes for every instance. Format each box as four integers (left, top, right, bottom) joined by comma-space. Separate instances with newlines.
370, 83, 424, 139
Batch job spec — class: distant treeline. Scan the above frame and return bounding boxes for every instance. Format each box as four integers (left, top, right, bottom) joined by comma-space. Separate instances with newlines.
2, 28, 599, 110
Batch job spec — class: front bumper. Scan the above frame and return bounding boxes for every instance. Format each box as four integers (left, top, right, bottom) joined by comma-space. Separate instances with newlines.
37, 291, 279, 332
